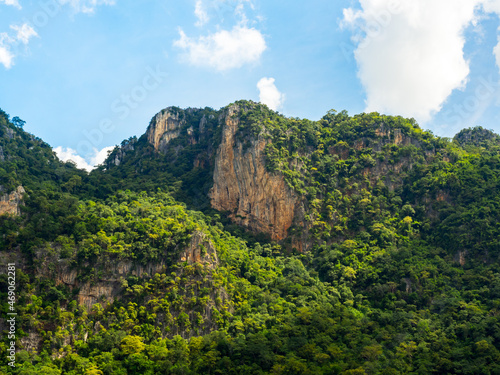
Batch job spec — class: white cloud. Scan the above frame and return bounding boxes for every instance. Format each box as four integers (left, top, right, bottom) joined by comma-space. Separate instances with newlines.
92, 145, 115, 166
0, 38, 14, 69
482, 0, 500, 13
10, 24, 37, 44
195, 0, 209, 27
175, 0, 264, 70
257, 77, 285, 111
0, 0, 21, 9
54, 146, 114, 172
0, 23, 38, 69
194, 0, 254, 26
482, 0, 500, 73
54, 147, 93, 171
58, 0, 116, 14
174, 25, 266, 71
342, 0, 487, 123
494, 36, 500, 73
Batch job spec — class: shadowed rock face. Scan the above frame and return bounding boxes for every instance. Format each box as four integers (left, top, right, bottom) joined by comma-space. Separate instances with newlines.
0, 185, 25, 216
209, 105, 299, 241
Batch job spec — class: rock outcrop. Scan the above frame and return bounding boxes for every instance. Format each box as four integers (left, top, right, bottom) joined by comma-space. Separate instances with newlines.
146, 108, 185, 151
46, 231, 218, 310
180, 231, 219, 267
54, 257, 170, 310
111, 138, 136, 166
209, 105, 299, 241
0, 185, 25, 216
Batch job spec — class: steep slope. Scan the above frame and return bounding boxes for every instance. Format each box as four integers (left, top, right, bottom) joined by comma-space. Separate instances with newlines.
94, 101, 450, 251
0, 109, 85, 195
209, 103, 301, 241
93, 102, 307, 242
87, 106, 219, 209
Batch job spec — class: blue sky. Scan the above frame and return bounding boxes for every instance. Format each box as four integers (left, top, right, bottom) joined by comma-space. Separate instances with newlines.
1, 0, 500, 170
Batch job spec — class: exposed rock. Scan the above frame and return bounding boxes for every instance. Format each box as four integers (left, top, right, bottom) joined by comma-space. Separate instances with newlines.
354, 139, 366, 150
436, 191, 450, 202
402, 277, 412, 293
454, 126, 500, 149
454, 250, 467, 266
0, 145, 4, 161
375, 124, 391, 139
199, 115, 207, 133
210, 105, 300, 241
112, 140, 135, 166
179, 231, 218, 267
77, 283, 117, 310
146, 108, 184, 151
20, 331, 42, 353
0, 186, 25, 216
374, 124, 419, 148
329, 143, 350, 159
54, 257, 172, 310
48, 231, 219, 310
4, 127, 15, 139
393, 129, 404, 145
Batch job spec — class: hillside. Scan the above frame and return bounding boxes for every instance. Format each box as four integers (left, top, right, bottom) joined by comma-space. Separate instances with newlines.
1, 102, 500, 374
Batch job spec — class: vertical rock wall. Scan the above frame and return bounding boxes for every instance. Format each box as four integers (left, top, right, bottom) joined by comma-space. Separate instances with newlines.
209, 105, 299, 241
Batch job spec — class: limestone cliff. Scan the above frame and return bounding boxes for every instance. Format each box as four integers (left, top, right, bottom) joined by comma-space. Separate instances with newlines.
146, 108, 185, 152
209, 105, 300, 241
0, 185, 25, 216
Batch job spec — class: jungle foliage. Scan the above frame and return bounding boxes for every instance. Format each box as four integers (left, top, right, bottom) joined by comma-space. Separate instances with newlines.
1, 103, 500, 374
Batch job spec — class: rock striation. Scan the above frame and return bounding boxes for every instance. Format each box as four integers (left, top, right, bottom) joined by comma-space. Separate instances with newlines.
146, 108, 185, 152
209, 105, 299, 241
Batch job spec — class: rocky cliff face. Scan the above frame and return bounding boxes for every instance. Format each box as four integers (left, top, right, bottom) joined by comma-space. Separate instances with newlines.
144, 104, 302, 242
0, 185, 25, 216
209, 105, 300, 241
146, 108, 185, 152
141, 105, 441, 247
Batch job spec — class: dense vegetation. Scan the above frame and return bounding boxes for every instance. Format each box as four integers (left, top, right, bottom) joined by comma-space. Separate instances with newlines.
1, 103, 500, 374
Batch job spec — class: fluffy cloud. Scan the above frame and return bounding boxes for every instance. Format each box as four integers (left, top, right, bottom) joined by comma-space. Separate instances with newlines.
257, 77, 285, 111
341, 0, 492, 122
0, 0, 21, 9
0, 23, 37, 69
174, 25, 266, 71
195, 0, 209, 27
58, 0, 116, 14
10, 24, 37, 44
0, 42, 14, 69
174, 0, 265, 70
54, 146, 114, 172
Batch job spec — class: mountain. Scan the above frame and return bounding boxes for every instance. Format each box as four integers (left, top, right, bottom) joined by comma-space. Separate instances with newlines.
1, 101, 500, 374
